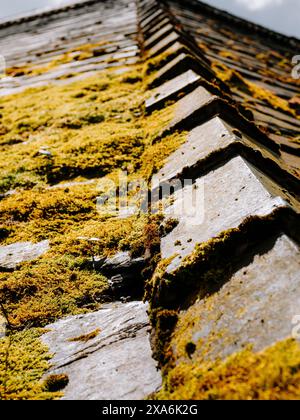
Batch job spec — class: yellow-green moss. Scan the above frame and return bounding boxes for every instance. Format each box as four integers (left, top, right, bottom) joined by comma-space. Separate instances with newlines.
0, 41, 192, 400
212, 62, 299, 119
0, 255, 109, 328
0, 212, 167, 329
0, 328, 61, 400
0, 53, 188, 330
146, 211, 294, 370
0, 65, 181, 192
156, 339, 300, 400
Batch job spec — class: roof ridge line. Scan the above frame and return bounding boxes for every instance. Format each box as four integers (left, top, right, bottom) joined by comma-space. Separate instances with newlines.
165, 0, 300, 48
138, 0, 300, 201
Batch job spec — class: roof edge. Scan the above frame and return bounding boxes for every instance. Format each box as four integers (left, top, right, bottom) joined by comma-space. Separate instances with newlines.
0, 0, 99, 29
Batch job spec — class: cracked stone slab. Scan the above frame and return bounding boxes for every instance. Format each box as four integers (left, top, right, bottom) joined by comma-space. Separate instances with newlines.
42, 301, 161, 400
146, 69, 201, 113
161, 156, 288, 272
0, 240, 50, 270
178, 234, 300, 361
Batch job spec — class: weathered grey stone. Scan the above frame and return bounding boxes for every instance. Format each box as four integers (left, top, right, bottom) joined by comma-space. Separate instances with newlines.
47, 179, 97, 190
139, 1, 158, 20
39, 147, 52, 157
42, 301, 161, 400
144, 17, 170, 38
147, 31, 179, 58
140, 8, 163, 29
100, 252, 146, 298
168, 85, 216, 131
0, 189, 17, 200
101, 251, 134, 271
0, 311, 7, 339
180, 234, 300, 361
149, 45, 214, 89
152, 117, 235, 188
0, 240, 50, 270
161, 156, 288, 272
160, 86, 280, 154
152, 116, 287, 191
144, 23, 174, 49
139, 0, 157, 14
146, 69, 201, 113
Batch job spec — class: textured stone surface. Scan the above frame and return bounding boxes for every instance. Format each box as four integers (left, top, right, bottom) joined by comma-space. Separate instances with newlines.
178, 234, 300, 361
145, 16, 171, 38
42, 301, 161, 400
141, 8, 164, 29
146, 69, 200, 112
101, 251, 145, 273
161, 156, 288, 272
0, 0, 299, 402
0, 240, 50, 270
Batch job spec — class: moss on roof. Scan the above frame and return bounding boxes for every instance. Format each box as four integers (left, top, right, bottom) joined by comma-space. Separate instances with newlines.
0, 54, 187, 400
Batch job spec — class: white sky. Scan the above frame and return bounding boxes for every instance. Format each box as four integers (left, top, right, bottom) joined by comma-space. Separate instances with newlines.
235, 0, 284, 11
0, 0, 299, 37
205, 0, 300, 37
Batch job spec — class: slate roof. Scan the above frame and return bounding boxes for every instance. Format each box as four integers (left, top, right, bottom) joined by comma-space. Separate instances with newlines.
0, 0, 300, 400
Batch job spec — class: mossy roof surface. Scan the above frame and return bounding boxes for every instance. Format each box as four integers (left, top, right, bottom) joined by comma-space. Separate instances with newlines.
166, 0, 300, 176
1, 0, 300, 401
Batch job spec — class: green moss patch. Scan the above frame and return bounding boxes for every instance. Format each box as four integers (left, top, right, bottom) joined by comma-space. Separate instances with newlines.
0, 328, 61, 400
156, 339, 300, 400
0, 56, 187, 331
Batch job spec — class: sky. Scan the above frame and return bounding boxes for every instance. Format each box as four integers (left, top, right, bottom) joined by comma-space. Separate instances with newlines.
0, 0, 299, 38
